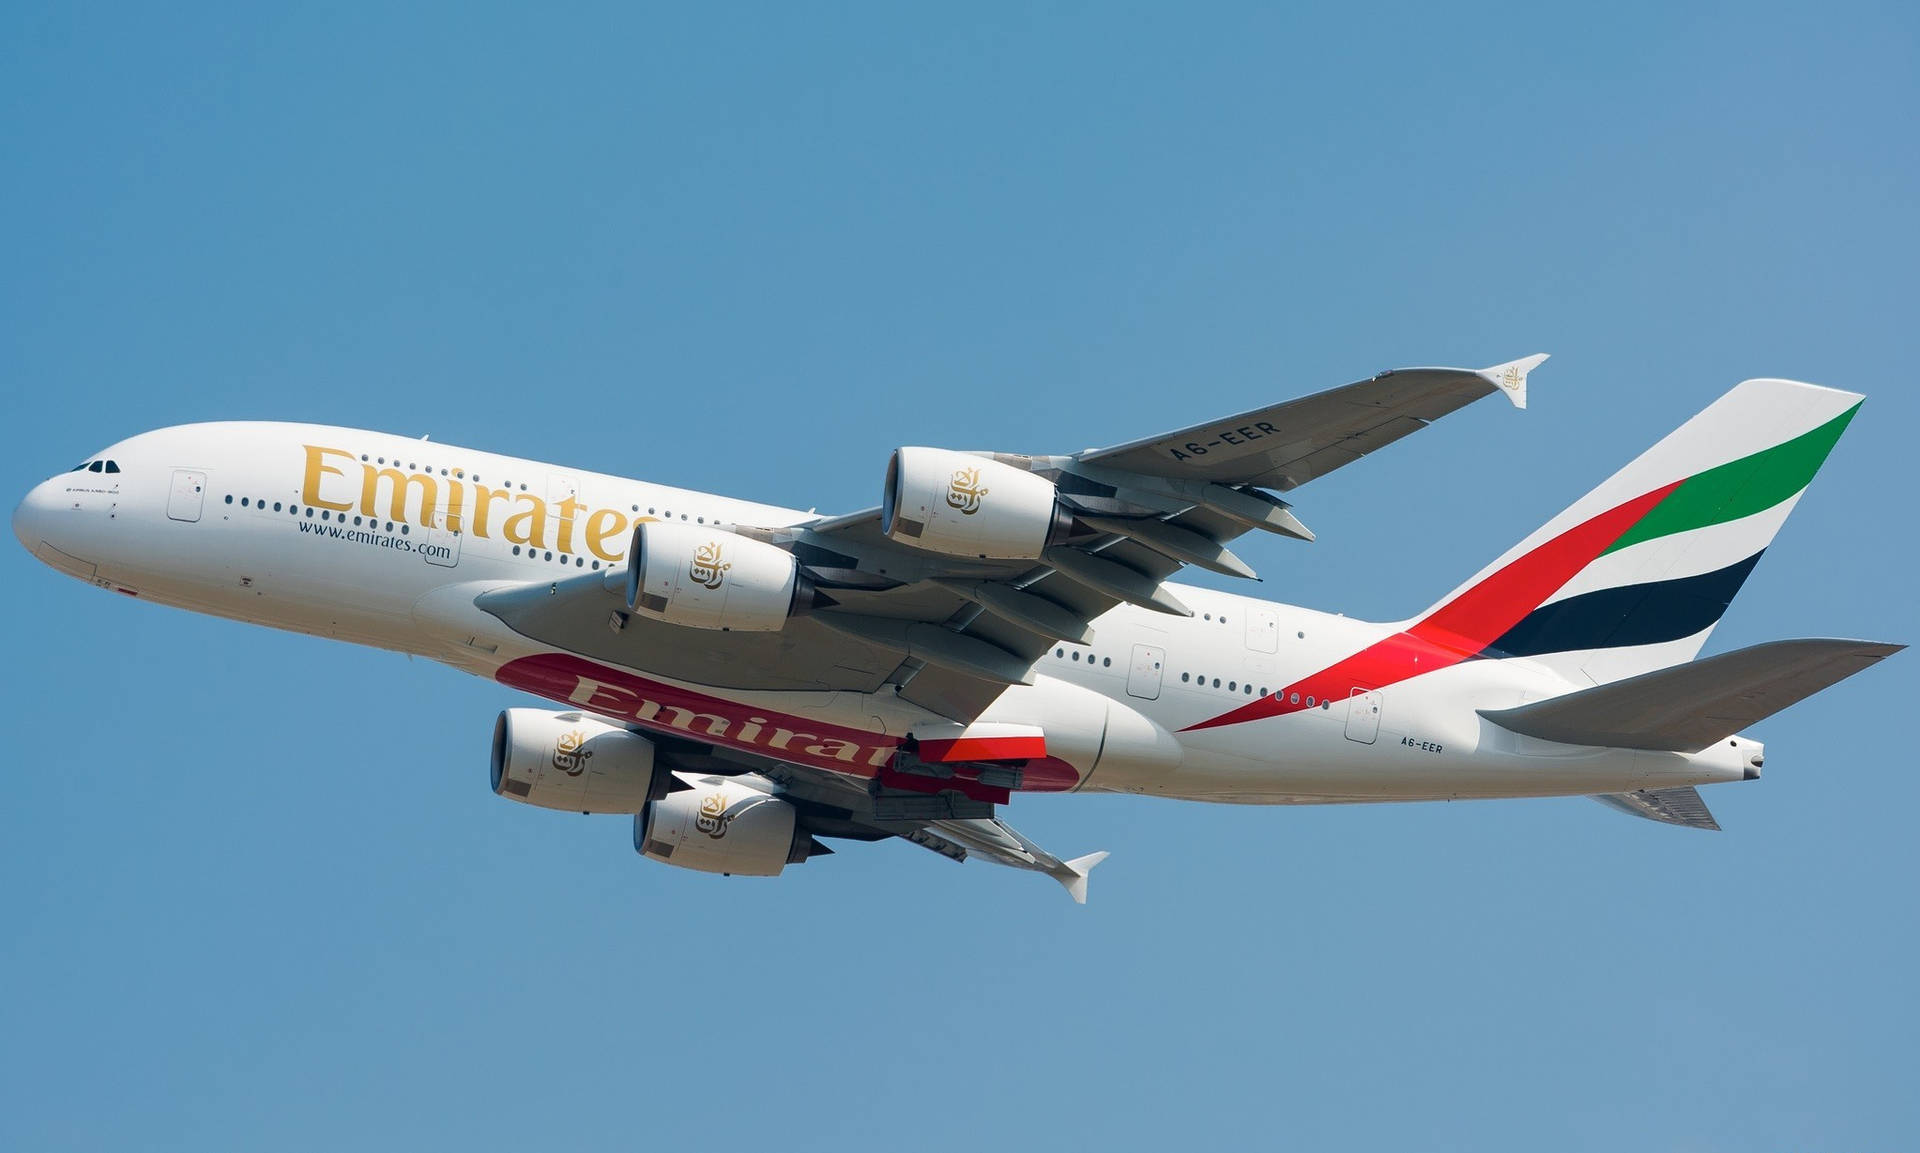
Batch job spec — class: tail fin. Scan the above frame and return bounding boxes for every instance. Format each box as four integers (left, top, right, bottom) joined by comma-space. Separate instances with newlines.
1416, 379, 1863, 684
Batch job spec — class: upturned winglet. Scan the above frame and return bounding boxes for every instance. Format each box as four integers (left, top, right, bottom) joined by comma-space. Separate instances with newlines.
1052, 851, 1110, 904
1479, 353, 1549, 410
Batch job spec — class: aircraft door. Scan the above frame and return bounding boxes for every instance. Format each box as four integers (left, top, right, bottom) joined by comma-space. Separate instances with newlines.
1126, 643, 1165, 700
167, 470, 206, 522
1246, 608, 1278, 653
424, 502, 462, 567
1344, 688, 1382, 744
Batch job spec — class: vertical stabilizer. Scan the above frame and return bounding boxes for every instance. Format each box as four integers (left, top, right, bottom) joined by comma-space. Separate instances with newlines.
1414, 379, 1862, 684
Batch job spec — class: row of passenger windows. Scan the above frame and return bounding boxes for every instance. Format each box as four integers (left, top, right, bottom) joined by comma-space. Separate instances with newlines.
1179, 672, 1268, 697
1177, 670, 1333, 708
1046, 644, 1332, 707
220, 490, 629, 570
358, 454, 514, 487
224, 494, 408, 533
351, 451, 719, 524
636, 506, 713, 523
70, 459, 121, 473
511, 545, 602, 569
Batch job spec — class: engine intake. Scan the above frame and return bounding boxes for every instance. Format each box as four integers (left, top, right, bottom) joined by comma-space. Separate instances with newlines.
625, 520, 814, 632
883, 447, 1071, 560
635, 778, 820, 876
491, 709, 664, 814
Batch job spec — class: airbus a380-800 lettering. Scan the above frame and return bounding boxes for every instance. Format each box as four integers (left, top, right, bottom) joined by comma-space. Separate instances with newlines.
14, 356, 1900, 901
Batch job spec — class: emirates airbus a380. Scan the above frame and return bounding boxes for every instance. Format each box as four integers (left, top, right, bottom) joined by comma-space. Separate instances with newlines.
14, 357, 1900, 901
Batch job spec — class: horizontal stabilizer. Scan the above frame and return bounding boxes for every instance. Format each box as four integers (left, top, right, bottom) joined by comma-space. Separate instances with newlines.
1591, 787, 1721, 831
1482, 638, 1903, 752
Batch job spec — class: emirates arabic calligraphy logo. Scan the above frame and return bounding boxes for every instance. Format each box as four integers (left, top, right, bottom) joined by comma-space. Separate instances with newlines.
946, 466, 988, 515
693, 792, 774, 839
689, 540, 731, 590
552, 729, 592, 777
1501, 364, 1524, 393
695, 791, 734, 838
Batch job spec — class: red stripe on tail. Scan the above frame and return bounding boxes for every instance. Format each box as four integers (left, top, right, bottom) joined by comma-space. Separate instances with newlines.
1183, 480, 1680, 732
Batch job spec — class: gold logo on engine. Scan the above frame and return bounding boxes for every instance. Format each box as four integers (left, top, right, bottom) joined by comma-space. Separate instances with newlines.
552, 729, 592, 777
946, 466, 988, 515
689, 540, 731, 590
694, 791, 732, 838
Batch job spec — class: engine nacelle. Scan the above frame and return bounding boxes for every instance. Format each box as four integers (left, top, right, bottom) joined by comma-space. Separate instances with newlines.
625, 520, 810, 632
491, 709, 663, 813
883, 446, 1071, 560
635, 778, 816, 877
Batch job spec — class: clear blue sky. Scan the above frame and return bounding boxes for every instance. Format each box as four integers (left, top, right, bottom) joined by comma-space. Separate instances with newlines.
4, 4, 1915, 1149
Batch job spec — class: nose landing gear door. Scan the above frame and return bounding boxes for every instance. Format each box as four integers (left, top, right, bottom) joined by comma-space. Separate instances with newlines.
167, 470, 206, 523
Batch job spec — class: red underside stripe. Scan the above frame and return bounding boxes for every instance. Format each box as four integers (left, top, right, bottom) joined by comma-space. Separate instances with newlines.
917, 735, 1050, 763
1183, 480, 1681, 732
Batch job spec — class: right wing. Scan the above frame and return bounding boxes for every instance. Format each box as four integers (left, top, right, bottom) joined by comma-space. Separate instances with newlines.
477, 357, 1545, 722
1077, 354, 1545, 490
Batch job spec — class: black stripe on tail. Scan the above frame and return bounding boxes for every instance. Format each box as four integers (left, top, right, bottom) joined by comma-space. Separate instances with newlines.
1485, 552, 1765, 659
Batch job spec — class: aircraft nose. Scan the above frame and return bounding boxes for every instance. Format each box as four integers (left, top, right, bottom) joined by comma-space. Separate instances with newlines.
12, 476, 57, 554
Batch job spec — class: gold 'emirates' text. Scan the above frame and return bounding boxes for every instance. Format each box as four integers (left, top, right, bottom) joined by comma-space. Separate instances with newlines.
301, 445, 642, 562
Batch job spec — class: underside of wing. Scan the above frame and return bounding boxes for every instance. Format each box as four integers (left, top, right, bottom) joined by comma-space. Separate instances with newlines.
652, 739, 1108, 901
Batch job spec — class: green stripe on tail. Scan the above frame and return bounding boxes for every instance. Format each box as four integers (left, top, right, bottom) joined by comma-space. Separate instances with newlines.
1604, 403, 1861, 556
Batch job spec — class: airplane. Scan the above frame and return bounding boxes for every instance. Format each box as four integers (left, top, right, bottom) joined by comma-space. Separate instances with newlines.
13, 356, 1901, 902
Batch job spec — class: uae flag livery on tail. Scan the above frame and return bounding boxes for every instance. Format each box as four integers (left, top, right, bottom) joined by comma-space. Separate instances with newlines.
1188, 380, 1863, 732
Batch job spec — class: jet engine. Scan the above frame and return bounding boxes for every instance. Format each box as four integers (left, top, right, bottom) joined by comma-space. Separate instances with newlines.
491, 709, 665, 813
624, 520, 816, 632
634, 777, 822, 876
883, 447, 1072, 560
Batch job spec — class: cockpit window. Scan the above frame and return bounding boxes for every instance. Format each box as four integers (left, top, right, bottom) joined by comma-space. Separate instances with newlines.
104, 461, 120, 473
70, 462, 88, 472
88, 461, 104, 473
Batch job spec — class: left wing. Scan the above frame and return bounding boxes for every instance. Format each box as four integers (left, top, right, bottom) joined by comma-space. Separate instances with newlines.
478, 357, 1543, 721
651, 739, 1109, 901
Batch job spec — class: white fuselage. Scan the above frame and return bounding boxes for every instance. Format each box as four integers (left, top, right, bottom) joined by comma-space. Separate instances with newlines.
13, 422, 1757, 805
